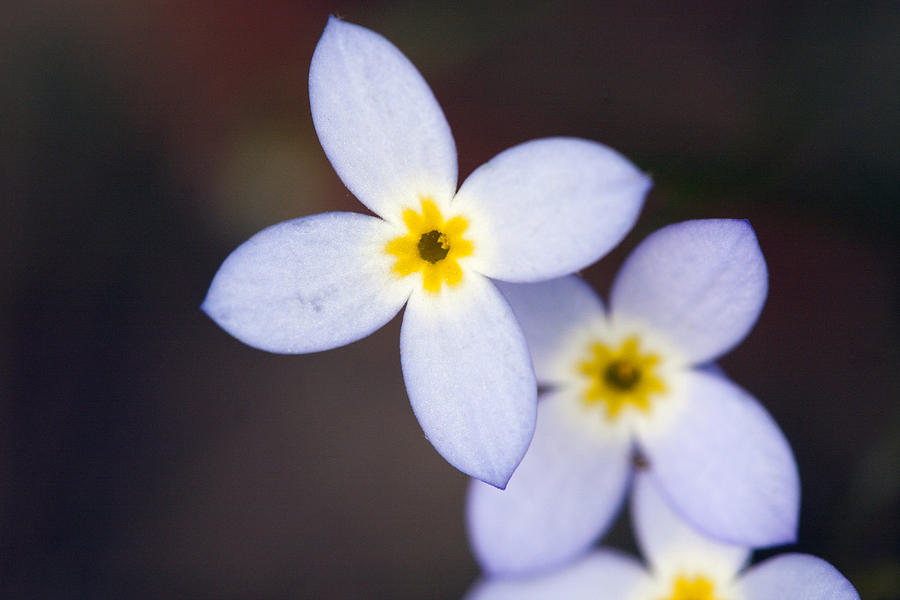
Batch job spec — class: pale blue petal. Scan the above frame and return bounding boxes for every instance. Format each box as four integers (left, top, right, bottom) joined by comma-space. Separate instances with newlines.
466, 550, 649, 600
609, 219, 767, 365
309, 17, 457, 222
739, 554, 860, 600
631, 472, 751, 579
400, 274, 536, 487
495, 277, 606, 385
453, 138, 649, 282
467, 391, 631, 575
202, 212, 412, 353
638, 370, 799, 547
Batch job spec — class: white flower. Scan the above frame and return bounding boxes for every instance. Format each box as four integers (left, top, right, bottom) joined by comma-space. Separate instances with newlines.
468, 219, 799, 567
201, 17, 650, 487
467, 474, 859, 600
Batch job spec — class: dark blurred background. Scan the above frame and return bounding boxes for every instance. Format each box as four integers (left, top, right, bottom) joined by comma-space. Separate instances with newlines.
2, 1, 898, 598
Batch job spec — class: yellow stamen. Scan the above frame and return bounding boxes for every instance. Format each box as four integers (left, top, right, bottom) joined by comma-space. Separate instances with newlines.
659, 574, 725, 600
385, 197, 474, 293
577, 335, 666, 421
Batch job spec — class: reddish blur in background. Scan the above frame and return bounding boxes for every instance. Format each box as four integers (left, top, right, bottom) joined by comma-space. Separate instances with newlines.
2, 1, 898, 598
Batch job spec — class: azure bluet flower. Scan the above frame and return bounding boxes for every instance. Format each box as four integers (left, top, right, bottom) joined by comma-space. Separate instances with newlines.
467, 473, 858, 600
468, 219, 798, 568
202, 17, 650, 487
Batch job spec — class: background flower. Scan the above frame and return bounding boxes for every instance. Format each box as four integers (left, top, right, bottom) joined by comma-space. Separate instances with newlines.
467, 220, 799, 575
467, 473, 860, 600
2, 2, 897, 598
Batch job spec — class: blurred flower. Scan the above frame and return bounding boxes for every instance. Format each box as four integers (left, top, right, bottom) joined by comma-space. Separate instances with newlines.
467, 473, 859, 600
467, 219, 799, 570
202, 17, 650, 487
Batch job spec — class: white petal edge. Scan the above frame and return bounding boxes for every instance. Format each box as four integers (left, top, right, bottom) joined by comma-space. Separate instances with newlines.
631, 472, 751, 582
638, 370, 800, 547
400, 273, 536, 487
309, 17, 457, 223
202, 212, 412, 353
738, 554, 860, 600
495, 276, 607, 385
467, 390, 632, 575
609, 219, 768, 365
453, 138, 649, 282
465, 550, 650, 600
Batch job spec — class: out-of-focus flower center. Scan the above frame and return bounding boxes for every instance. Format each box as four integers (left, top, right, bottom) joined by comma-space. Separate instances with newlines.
659, 574, 724, 600
385, 197, 473, 293
604, 359, 641, 390
577, 335, 665, 420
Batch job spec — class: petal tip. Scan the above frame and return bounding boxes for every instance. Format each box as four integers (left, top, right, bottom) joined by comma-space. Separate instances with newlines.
721, 216, 758, 238
470, 464, 515, 490
772, 518, 800, 546
638, 170, 654, 189
319, 14, 355, 45
735, 217, 758, 235
199, 289, 219, 320
489, 475, 511, 491
745, 521, 798, 549
627, 171, 653, 201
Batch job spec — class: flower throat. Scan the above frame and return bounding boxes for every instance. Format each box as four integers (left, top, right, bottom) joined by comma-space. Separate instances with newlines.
418, 230, 450, 263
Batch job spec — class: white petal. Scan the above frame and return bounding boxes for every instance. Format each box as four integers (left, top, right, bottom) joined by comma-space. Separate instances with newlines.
453, 138, 649, 282
638, 370, 800, 547
309, 17, 457, 222
202, 212, 412, 353
739, 554, 860, 600
467, 391, 632, 575
495, 277, 606, 385
400, 274, 536, 487
631, 472, 750, 581
466, 550, 649, 600
609, 219, 768, 365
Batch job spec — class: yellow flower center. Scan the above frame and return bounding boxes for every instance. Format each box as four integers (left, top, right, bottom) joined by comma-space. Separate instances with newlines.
385, 197, 474, 293
577, 335, 666, 420
659, 574, 725, 600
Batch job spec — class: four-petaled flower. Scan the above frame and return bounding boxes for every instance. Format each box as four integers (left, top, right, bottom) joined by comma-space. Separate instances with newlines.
467, 219, 800, 571
467, 474, 859, 600
202, 17, 650, 487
